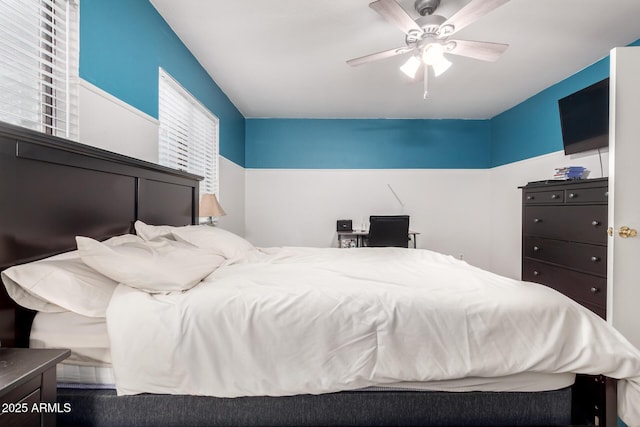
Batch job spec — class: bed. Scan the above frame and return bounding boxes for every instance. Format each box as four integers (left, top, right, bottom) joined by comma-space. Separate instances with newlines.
0, 122, 638, 427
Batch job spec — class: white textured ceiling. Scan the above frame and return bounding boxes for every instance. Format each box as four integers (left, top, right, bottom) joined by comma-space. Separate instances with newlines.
150, 0, 640, 119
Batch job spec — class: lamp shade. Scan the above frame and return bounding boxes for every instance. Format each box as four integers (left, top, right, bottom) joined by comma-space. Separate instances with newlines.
199, 193, 226, 217
400, 56, 421, 79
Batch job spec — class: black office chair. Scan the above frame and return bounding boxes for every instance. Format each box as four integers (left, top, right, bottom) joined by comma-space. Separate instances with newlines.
367, 215, 410, 248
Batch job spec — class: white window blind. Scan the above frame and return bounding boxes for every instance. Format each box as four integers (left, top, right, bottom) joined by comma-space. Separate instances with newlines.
0, 0, 79, 139
158, 68, 219, 196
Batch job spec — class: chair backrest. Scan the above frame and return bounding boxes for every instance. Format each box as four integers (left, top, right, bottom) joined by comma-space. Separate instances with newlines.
367, 215, 410, 248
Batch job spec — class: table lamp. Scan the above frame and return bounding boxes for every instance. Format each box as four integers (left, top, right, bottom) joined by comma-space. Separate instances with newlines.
199, 193, 226, 225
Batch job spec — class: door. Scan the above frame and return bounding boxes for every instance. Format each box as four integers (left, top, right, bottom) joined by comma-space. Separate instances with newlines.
607, 47, 640, 348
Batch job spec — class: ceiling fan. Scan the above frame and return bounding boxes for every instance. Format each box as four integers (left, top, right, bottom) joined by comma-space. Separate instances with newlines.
347, 0, 510, 98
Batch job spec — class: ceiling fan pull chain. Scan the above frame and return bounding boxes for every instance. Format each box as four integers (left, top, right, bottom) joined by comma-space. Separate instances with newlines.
423, 67, 429, 99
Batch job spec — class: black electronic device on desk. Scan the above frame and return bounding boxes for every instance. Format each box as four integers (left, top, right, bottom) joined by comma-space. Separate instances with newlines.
336, 219, 352, 232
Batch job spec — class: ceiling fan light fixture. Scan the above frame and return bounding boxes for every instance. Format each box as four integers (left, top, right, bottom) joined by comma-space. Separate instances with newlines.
421, 43, 451, 77
348, 0, 511, 98
431, 57, 452, 77
422, 43, 445, 65
400, 56, 422, 79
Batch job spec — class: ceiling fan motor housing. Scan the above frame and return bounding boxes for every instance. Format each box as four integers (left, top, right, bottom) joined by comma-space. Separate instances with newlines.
415, 0, 441, 16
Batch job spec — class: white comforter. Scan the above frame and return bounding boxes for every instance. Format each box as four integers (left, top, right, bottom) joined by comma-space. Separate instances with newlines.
106, 247, 640, 425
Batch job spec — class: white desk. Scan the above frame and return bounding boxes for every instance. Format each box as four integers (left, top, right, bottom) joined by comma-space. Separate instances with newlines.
337, 230, 419, 249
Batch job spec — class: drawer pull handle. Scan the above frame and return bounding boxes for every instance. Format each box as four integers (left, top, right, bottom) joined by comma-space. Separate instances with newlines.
591, 256, 600, 262
569, 193, 577, 199
551, 194, 558, 199
590, 287, 600, 294
527, 195, 534, 200
533, 271, 540, 276
533, 218, 542, 223
592, 220, 600, 226
533, 246, 540, 252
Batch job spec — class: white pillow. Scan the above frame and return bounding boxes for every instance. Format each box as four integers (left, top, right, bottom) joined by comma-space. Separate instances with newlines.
134, 220, 177, 241
76, 236, 224, 293
1, 234, 139, 317
171, 226, 256, 260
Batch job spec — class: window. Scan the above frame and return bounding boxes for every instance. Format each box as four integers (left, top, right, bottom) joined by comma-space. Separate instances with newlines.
0, 0, 79, 139
158, 68, 219, 196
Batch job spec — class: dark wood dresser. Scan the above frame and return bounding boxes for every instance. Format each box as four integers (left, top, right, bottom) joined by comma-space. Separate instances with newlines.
0, 348, 70, 427
520, 177, 614, 426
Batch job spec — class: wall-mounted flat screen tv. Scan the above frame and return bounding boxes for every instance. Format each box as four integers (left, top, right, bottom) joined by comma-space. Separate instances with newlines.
558, 78, 609, 155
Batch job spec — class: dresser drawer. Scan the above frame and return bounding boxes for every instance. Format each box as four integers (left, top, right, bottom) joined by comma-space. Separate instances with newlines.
523, 259, 606, 317
0, 388, 40, 427
564, 186, 608, 204
524, 205, 608, 244
523, 189, 564, 204
523, 237, 607, 276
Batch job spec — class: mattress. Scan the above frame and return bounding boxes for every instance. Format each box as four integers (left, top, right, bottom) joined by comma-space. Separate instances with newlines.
57, 364, 116, 389
30, 311, 575, 392
30, 311, 111, 367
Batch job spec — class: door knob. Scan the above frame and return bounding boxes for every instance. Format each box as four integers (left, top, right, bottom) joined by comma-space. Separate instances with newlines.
619, 226, 638, 238
608, 226, 638, 238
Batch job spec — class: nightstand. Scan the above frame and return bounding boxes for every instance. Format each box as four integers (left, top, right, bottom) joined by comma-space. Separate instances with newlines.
0, 348, 70, 427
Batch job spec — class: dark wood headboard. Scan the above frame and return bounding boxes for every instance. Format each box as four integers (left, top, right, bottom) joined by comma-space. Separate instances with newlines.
0, 122, 201, 347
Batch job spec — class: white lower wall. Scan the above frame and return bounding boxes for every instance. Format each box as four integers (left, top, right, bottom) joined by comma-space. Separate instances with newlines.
79, 80, 159, 163
245, 169, 493, 270
216, 157, 245, 236
245, 148, 608, 276
77, 79, 246, 235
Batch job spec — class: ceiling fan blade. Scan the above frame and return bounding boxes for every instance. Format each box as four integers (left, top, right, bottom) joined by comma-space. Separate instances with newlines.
369, 0, 421, 35
347, 46, 412, 67
439, 0, 510, 37
446, 39, 508, 62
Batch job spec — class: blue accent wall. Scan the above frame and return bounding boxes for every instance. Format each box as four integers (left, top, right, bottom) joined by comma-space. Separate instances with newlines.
79, 0, 245, 166
246, 119, 491, 169
490, 39, 640, 167
489, 59, 609, 167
